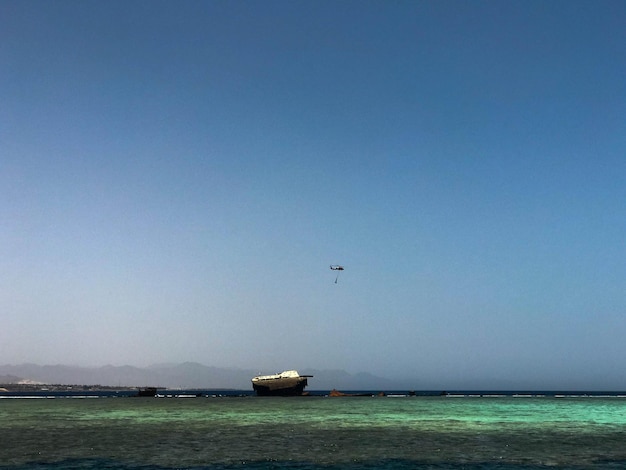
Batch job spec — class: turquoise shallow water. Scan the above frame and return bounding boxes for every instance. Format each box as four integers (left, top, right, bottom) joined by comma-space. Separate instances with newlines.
2, 396, 626, 469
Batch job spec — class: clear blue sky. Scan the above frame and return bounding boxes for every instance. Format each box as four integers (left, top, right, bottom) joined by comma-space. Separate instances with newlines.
2, 0, 625, 389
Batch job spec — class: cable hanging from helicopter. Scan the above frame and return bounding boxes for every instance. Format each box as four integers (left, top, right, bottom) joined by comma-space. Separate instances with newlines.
329, 265, 344, 284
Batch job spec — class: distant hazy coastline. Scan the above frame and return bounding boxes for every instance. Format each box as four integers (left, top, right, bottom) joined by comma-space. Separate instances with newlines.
0, 363, 402, 390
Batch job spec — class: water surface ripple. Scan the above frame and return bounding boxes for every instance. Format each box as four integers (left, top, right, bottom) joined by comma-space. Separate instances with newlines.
2, 396, 626, 469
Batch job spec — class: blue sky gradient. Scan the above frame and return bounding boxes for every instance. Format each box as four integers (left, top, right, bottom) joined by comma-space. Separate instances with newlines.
2, 0, 625, 389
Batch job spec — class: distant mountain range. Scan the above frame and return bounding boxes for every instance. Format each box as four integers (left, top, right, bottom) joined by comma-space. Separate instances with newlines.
0, 363, 410, 391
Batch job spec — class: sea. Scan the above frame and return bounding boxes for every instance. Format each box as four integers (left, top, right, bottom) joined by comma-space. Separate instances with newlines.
2, 390, 626, 470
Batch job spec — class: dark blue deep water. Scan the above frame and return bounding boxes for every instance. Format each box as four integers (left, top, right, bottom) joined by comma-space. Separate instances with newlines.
3, 394, 626, 469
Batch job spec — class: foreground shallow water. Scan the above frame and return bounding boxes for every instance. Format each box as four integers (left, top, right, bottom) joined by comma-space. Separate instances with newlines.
2, 395, 626, 469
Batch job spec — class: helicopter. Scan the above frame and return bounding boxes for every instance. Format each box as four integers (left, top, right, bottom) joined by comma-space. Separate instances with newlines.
329, 265, 344, 283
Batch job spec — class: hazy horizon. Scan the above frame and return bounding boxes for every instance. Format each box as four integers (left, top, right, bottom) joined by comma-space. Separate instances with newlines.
3, 361, 626, 391
2, 1, 626, 390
